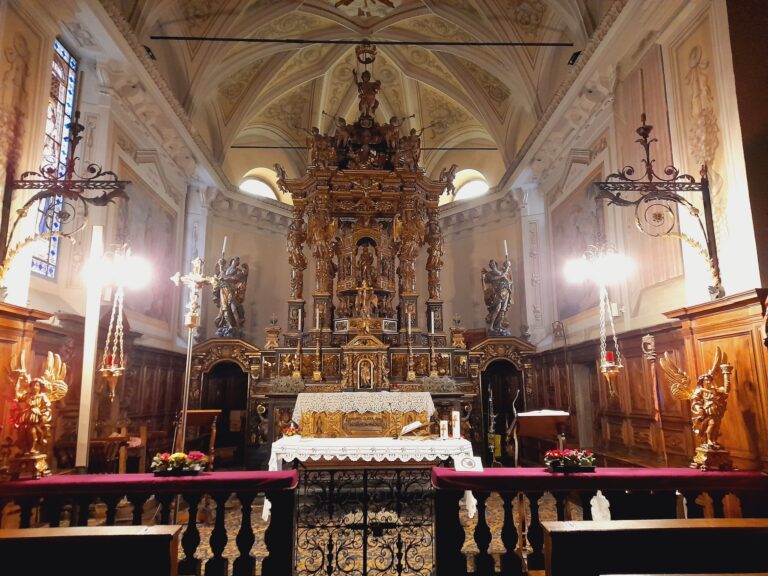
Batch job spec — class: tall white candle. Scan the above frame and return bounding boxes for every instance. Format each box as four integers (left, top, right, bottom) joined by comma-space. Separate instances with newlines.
316, 307, 320, 329
222, 235, 228, 255
298, 309, 303, 332
430, 310, 435, 334
504, 239, 508, 258
407, 312, 412, 335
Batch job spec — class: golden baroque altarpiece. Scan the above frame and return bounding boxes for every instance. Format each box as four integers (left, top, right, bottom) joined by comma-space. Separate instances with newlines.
187, 44, 534, 463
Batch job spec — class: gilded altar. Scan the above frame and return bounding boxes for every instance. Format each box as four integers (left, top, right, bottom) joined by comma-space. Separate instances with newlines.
292, 391, 434, 438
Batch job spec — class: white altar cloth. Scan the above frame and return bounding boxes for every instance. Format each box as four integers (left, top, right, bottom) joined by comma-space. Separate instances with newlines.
291, 391, 435, 423
263, 435, 476, 520
268, 435, 472, 471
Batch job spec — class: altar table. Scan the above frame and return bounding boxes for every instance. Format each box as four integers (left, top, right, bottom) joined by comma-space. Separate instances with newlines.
268, 435, 472, 471
291, 391, 435, 438
264, 435, 475, 520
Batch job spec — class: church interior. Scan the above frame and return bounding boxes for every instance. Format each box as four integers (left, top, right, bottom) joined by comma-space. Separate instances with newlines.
1, 1, 768, 575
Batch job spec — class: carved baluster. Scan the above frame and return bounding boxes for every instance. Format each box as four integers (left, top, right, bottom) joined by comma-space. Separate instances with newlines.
524, 491, 545, 571
501, 493, 523, 576
17, 497, 34, 528
472, 492, 494, 575
205, 492, 230, 576
434, 489, 466, 576
103, 494, 122, 526
232, 492, 256, 576
126, 493, 145, 525
43, 496, 63, 527
75, 496, 91, 527
262, 489, 296, 576
155, 493, 174, 525
179, 493, 202, 576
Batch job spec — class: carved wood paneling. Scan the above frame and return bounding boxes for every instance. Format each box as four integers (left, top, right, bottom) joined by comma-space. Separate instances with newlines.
666, 290, 768, 471
528, 322, 691, 466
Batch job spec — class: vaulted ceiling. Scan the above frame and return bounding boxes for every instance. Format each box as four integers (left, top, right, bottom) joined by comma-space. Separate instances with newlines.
115, 0, 612, 183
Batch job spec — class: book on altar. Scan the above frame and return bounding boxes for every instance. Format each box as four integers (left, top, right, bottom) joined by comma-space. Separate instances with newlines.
399, 421, 425, 437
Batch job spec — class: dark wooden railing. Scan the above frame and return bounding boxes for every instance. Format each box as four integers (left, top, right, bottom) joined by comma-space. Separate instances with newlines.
0, 470, 298, 576
432, 467, 768, 576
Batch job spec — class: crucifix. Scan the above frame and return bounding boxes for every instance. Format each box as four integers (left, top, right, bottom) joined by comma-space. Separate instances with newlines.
170, 256, 216, 452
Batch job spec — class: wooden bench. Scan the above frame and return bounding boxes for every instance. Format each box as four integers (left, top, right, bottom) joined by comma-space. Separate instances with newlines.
0, 525, 182, 576
542, 519, 768, 576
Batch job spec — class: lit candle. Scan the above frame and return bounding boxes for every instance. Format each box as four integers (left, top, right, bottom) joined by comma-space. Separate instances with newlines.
222, 235, 228, 256
430, 310, 435, 334
504, 240, 508, 258
605, 351, 615, 363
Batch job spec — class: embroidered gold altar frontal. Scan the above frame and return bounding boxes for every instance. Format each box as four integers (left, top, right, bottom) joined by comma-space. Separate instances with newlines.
299, 410, 428, 438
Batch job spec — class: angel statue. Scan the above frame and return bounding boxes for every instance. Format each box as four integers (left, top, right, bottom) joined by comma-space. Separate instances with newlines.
481, 258, 514, 336
660, 346, 734, 470
213, 256, 249, 338
9, 351, 68, 478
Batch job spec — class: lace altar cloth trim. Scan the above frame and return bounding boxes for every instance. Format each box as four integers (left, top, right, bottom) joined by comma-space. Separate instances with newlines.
291, 391, 436, 422
268, 436, 473, 471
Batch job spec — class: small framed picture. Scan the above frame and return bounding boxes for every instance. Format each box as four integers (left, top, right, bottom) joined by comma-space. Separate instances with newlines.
454, 456, 484, 472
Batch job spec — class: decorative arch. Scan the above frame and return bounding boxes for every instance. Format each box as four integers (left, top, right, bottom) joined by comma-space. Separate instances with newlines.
469, 336, 536, 373
189, 339, 261, 406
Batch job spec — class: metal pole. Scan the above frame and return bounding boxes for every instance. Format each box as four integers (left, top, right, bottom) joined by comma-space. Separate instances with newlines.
175, 321, 197, 452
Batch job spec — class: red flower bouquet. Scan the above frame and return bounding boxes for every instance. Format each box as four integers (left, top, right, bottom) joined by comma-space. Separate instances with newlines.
544, 448, 595, 472
151, 451, 208, 475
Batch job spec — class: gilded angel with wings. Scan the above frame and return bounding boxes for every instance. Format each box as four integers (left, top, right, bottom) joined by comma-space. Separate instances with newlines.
660, 346, 731, 448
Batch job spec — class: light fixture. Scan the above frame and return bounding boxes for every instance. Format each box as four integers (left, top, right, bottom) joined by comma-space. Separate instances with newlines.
565, 244, 634, 396
84, 245, 151, 401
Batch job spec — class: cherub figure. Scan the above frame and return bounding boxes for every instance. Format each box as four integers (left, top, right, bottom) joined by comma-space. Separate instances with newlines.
352, 69, 381, 117
660, 346, 733, 457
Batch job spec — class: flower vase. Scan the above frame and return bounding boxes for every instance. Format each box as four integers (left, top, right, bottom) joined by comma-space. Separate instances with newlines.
152, 468, 201, 477
546, 461, 596, 473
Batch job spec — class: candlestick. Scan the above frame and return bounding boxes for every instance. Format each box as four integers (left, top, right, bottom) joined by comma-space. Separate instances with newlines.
504, 239, 508, 258
222, 235, 227, 256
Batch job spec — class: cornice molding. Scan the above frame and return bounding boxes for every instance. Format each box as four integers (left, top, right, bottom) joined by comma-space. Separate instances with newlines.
497, 0, 629, 191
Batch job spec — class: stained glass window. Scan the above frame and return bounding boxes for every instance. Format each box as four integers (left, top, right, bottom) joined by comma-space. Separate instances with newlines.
32, 39, 77, 279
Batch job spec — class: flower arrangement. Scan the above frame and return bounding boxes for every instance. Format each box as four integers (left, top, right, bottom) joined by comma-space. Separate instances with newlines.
151, 451, 208, 475
544, 448, 595, 470
282, 421, 300, 437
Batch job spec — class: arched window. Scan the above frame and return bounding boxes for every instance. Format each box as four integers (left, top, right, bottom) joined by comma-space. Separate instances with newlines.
239, 178, 277, 200
453, 169, 489, 202
33, 39, 78, 279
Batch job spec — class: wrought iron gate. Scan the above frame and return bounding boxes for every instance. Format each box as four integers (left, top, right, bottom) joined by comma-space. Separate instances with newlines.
296, 468, 434, 575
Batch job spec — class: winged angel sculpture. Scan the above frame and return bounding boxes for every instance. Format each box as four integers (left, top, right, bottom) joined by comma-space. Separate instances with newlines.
8, 351, 69, 478
659, 346, 733, 470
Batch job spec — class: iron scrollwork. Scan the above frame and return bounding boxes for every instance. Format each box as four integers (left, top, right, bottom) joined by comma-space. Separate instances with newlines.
296, 468, 433, 575
1, 111, 129, 288
594, 114, 723, 298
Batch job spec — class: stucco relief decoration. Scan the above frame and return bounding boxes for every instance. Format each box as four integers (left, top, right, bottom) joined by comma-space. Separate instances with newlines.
510, 0, 546, 36
0, 34, 30, 183
329, 0, 401, 18
685, 45, 720, 170
218, 59, 267, 124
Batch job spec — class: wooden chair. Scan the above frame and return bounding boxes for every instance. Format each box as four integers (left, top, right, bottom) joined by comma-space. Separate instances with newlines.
182, 410, 221, 471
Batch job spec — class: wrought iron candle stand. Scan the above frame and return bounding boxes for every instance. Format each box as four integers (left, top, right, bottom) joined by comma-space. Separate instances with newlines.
594, 114, 723, 299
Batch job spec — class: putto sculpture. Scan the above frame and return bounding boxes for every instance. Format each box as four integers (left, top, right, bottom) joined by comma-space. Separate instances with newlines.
9, 351, 69, 479
481, 258, 514, 336
213, 256, 249, 338
660, 346, 733, 470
